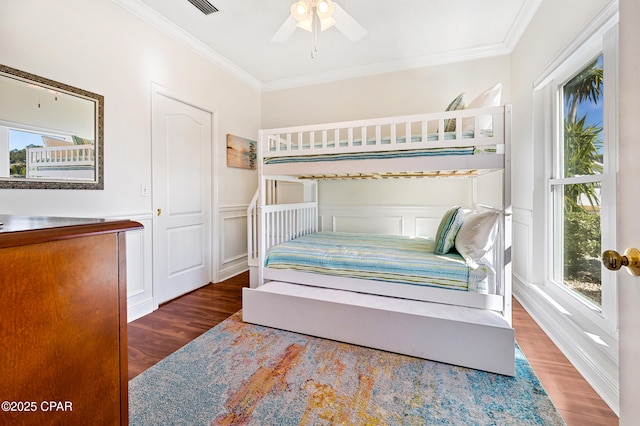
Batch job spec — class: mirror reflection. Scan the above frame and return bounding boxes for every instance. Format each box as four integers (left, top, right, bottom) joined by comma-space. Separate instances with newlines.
0, 65, 103, 189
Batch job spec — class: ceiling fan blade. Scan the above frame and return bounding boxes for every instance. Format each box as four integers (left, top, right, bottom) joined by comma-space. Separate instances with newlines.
333, 3, 367, 41
271, 15, 298, 43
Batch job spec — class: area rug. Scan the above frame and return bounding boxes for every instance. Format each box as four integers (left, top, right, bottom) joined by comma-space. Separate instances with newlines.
129, 311, 565, 425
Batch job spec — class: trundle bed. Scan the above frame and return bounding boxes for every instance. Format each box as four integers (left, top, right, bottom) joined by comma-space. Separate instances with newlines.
243, 104, 514, 376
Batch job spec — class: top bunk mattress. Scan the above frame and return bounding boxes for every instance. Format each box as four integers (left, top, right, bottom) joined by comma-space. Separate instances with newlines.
264, 232, 494, 294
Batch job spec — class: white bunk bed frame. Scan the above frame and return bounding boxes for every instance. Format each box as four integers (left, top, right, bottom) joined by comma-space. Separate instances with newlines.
244, 105, 515, 376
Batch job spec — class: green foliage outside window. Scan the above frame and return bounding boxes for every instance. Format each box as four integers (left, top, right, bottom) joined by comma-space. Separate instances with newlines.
561, 56, 603, 305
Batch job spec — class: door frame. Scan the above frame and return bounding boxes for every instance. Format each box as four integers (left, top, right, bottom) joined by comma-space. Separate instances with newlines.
150, 82, 219, 308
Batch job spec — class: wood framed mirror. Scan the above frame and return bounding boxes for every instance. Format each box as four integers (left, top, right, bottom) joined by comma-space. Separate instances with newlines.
0, 64, 104, 189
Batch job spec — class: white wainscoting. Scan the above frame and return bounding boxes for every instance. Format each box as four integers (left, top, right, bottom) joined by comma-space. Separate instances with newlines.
219, 205, 249, 282
319, 204, 452, 237
512, 207, 533, 284
114, 206, 251, 322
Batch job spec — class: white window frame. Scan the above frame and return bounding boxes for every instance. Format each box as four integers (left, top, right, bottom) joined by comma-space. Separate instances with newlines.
535, 12, 619, 338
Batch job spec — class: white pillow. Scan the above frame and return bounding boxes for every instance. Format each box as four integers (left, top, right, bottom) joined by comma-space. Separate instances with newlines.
454, 210, 500, 267
462, 83, 502, 132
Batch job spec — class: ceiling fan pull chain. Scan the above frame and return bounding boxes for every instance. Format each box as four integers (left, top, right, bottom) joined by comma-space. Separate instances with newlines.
311, 5, 319, 58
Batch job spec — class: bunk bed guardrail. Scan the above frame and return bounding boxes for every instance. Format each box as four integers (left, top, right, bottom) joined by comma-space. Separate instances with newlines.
260, 105, 505, 159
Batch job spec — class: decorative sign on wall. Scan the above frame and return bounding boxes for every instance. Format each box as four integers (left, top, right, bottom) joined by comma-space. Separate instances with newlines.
226, 134, 256, 170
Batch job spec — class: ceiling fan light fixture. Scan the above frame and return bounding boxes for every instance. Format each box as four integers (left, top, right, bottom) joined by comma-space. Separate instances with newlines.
296, 19, 312, 32
316, 0, 334, 19
291, 1, 310, 22
272, 0, 364, 45
296, 15, 335, 32
319, 16, 336, 30
292, 0, 336, 33
277, 0, 363, 57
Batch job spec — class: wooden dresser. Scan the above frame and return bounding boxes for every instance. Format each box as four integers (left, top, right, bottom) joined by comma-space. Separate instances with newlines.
0, 215, 142, 425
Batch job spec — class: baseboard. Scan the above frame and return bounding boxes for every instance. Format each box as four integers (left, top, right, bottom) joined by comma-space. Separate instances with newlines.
218, 264, 248, 283
127, 297, 155, 322
513, 277, 619, 415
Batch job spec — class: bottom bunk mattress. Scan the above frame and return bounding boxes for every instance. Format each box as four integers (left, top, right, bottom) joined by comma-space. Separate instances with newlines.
264, 232, 494, 294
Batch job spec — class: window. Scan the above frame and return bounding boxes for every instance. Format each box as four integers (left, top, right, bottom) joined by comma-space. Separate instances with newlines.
540, 16, 618, 335
550, 55, 604, 307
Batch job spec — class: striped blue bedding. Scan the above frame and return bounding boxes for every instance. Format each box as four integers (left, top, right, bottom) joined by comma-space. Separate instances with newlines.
264, 232, 491, 293
264, 146, 476, 165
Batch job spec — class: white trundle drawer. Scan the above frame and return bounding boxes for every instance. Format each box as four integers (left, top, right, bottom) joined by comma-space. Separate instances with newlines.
242, 281, 515, 376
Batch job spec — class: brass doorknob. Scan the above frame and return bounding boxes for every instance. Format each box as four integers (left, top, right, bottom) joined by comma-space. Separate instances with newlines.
602, 248, 640, 276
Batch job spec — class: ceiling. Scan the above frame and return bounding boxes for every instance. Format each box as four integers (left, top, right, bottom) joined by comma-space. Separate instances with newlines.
115, 0, 541, 91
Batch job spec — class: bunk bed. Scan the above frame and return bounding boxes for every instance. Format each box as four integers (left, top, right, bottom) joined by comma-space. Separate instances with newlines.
243, 104, 514, 376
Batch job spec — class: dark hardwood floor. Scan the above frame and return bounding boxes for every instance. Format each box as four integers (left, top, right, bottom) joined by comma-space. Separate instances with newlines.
127, 272, 247, 379
128, 271, 619, 425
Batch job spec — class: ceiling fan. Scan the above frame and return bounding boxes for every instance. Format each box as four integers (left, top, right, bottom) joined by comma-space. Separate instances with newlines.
271, 0, 367, 56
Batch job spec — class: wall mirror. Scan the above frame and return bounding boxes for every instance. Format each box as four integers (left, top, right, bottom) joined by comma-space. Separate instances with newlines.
0, 64, 103, 189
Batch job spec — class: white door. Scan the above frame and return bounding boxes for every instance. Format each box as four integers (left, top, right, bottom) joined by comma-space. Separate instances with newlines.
152, 90, 212, 304
618, 1, 640, 423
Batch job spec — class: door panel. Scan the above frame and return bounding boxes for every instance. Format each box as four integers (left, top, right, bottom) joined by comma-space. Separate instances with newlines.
153, 91, 212, 304
167, 224, 205, 276
619, 2, 640, 422
167, 115, 205, 215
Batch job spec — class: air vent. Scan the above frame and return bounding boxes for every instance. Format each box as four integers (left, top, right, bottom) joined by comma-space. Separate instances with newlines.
187, 0, 219, 15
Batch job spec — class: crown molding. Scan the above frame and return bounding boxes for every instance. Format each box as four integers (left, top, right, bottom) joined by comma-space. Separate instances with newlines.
112, 0, 262, 91
503, 0, 543, 52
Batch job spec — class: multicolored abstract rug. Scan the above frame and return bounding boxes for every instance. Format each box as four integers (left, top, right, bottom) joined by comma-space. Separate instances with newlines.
129, 311, 565, 425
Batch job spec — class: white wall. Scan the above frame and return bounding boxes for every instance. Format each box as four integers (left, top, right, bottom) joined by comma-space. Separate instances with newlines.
262, 56, 511, 211
0, 0, 260, 318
